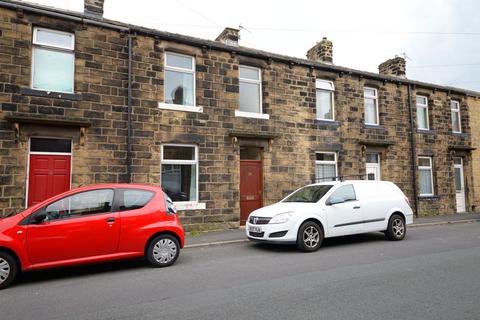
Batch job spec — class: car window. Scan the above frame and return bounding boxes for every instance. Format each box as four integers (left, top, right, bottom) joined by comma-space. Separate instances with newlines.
330, 185, 356, 202
283, 185, 333, 203
121, 189, 155, 211
44, 189, 114, 221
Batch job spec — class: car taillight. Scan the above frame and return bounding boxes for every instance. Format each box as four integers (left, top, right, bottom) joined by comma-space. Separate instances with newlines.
164, 192, 177, 215
404, 196, 411, 206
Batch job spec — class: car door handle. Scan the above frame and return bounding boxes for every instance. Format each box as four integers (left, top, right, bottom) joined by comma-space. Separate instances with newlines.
353, 206, 361, 209
106, 217, 115, 223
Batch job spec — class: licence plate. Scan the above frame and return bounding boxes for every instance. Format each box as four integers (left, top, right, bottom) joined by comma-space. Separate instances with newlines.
249, 226, 262, 233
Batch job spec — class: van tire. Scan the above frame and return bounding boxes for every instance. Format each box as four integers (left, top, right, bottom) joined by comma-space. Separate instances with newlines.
0, 251, 18, 290
385, 214, 406, 241
297, 221, 323, 252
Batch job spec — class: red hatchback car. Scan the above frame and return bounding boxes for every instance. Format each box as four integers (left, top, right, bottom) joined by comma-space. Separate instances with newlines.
0, 184, 184, 289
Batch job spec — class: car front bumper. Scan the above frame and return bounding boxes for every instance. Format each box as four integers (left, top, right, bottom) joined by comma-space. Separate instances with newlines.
245, 220, 298, 244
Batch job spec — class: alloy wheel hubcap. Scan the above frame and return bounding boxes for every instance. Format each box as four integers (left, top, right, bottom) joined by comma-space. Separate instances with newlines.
0, 258, 10, 284
153, 239, 177, 264
303, 226, 320, 248
392, 219, 405, 237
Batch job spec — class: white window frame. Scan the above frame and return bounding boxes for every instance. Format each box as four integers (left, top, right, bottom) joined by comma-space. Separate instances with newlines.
416, 95, 430, 130
160, 52, 203, 113
451, 100, 461, 133
236, 65, 269, 119
31, 27, 75, 93
363, 87, 379, 125
418, 156, 434, 196
160, 144, 205, 210
315, 151, 338, 182
316, 79, 335, 121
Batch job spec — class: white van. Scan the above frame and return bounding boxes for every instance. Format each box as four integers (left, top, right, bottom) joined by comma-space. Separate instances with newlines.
246, 180, 414, 251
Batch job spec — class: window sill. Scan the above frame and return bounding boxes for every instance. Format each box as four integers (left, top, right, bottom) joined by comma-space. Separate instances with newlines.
235, 110, 270, 120
417, 129, 435, 134
20, 88, 81, 101
451, 131, 467, 137
158, 102, 203, 113
363, 123, 384, 129
418, 195, 440, 201
314, 119, 340, 127
174, 202, 206, 211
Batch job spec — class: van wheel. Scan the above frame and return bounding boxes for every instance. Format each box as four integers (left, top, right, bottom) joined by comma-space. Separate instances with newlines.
297, 221, 323, 252
0, 252, 18, 290
146, 235, 180, 267
385, 214, 406, 241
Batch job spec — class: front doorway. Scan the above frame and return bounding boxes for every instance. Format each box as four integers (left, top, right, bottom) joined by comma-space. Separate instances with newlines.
366, 153, 381, 181
454, 157, 466, 212
27, 138, 72, 207
239, 147, 263, 225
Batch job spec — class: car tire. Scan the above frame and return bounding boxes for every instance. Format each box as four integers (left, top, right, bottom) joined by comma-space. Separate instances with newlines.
0, 251, 18, 290
146, 234, 180, 268
385, 214, 406, 241
296, 221, 324, 252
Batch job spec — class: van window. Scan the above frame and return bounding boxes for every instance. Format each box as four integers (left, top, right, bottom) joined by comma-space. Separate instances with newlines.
330, 185, 356, 202
283, 185, 333, 203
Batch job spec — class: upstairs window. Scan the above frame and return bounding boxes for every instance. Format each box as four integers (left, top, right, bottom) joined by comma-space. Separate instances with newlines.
239, 65, 262, 114
315, 152, 337, 182
316, 80, 335, 121
164, 52, 195, 106
364, 87, 379, 125
451, 100, 461, 133
32, 28, 75, 93
416, 96, 429, 130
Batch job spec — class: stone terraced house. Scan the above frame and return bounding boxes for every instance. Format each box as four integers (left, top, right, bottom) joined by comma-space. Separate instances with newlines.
0, 0, 479, 231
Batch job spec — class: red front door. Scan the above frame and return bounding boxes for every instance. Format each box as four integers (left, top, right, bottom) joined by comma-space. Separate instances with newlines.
28, 155, 71, 207
240, 160, 263, 225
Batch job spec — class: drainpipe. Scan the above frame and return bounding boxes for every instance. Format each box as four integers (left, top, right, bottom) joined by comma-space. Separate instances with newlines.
407, 84, 419, 216
126, 34, 133, 183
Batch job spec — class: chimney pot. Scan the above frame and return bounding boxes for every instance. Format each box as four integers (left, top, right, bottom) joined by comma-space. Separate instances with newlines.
307, 37, 333, 64
378, 56, 406, 78
215, 27, 240, 47
84, 0, 105, 18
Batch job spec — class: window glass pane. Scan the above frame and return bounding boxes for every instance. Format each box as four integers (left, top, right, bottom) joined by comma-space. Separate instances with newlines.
316, 90, 333, 120
35, 29, 73, 48
419, 169, 433, 194
283, 185, 333, 203
418, 157, 431, 167
365, 98, 378, 124
331, 185, 356, 201
454, 167, 462, 191
315, 163, 336, 182
30, 138, 71, 153
316, 153, 335, 161
239, 66, 260, 80
162, 164, 197, 202
44, 189, 114, 221
454, 157, 462, 165
451, 101, 459, 110
316, 79, 334, 91
163, 146, 195, 160
452, 111, 461, 132
33, 47, 74, 93
366, 153, 379, 163
240, 147, 261, 160
416, 96, 427, 105
165, 70, 194, 106
240, 81, 261, 113
122, 189, 154, 211
417, 107, 428, 129
364, 88, 376, 97
166, 53, 193, 69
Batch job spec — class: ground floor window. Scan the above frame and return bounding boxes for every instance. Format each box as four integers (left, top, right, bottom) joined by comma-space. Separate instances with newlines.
161, 145, 198, 202
418, 156, 434, 196
315, 152, 337, 182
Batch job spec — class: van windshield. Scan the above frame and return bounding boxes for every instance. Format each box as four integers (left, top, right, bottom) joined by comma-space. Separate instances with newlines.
283, 185, 333, 203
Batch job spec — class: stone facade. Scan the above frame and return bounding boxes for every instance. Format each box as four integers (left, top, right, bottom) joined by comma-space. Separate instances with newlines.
0, 2, 478, 231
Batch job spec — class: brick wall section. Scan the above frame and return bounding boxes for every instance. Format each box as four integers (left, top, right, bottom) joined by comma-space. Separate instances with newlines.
0, 6, 476, 230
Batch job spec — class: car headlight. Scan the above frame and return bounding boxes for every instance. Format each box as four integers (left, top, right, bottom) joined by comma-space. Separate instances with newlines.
269, 212, 293, 224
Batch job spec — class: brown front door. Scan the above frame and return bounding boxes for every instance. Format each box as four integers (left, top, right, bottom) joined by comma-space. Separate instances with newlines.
240, 147, 263, 225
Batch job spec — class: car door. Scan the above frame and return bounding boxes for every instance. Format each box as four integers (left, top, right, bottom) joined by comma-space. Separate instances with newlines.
324, 184, 364, 237
26, 188, 120, 265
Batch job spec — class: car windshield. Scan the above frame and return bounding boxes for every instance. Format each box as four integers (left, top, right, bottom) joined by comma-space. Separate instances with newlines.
282, 185, 334, 203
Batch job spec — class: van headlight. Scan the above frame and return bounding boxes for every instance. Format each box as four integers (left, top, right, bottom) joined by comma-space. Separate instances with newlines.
269, 212, 293, 224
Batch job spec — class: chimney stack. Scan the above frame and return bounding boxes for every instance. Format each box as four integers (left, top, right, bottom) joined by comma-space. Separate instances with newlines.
306, 37, 333, 64
84, 0, 105, 18
215, 27, 240, 47
378, 56, 406, 78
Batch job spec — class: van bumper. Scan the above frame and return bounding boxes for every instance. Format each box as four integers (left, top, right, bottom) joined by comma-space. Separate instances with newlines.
245, 220, 298, 244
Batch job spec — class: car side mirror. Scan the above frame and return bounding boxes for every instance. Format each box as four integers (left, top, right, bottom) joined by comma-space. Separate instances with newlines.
326, 196, 345, 206
31, 211, 47, 224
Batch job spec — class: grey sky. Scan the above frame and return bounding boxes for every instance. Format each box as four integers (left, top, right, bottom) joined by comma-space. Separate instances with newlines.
23, 0, 480, 91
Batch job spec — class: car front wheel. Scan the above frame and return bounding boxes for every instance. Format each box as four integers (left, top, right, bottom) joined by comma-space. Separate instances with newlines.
146, 234, 180, 267
297, 221, 324, 252
0, 252, 18, 290
385, 214, 406, 241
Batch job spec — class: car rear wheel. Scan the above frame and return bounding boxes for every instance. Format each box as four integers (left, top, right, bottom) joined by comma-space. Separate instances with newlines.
297, 221, 324, 252
385, 214, 406, 241
0, 252, 18, 290
146, 234, 180, 267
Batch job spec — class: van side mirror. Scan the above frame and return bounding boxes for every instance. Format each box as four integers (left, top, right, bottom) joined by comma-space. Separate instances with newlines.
31, 211, 47, 224
326, 196, 345, 206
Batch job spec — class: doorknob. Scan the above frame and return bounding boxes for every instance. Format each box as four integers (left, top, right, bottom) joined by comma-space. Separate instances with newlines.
106, 217, 115, 223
